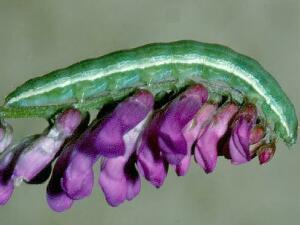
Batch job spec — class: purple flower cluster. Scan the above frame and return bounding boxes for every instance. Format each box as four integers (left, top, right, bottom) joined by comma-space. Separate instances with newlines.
0, 109, 83, 205
0, 85, 276, 211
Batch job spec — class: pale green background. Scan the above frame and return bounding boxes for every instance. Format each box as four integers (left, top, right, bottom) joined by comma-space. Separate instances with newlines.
0, 1, 299, 225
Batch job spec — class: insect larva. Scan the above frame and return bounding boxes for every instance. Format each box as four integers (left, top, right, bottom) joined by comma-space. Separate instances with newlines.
0, 40, 297, 145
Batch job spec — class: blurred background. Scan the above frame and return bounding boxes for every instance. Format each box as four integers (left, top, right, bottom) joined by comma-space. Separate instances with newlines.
0, 0, 299, 225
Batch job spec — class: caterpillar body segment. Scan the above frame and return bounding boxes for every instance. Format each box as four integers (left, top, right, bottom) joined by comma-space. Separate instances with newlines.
0, 40, 297, 145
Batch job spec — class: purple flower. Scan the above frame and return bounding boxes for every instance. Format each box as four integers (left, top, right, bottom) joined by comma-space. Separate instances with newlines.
137, 112, 168, 188
0, 152, 14, 205
195, 103, 239, 173
257, 143, 276, 165
46, 145, 74, 212
175, 103, 218, 176
0, 180, 13, 206
13, 109, 83, 182
61, 90, 154, 203
56, 108, 84, 137
99, 115, 150, 206
46, 112, 90, 211
0, 136, 36, 206
228, 104, 257, 165
0, 120, 13, 154
79, 90, 154, 157
156, 85, 208, 165
61, 149, 95, 200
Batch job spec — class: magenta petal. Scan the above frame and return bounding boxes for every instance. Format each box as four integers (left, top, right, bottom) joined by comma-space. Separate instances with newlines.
62, 151, 94, 200
0, 152, 15, 206
229, 104, 257, 165
46, 147, 73, 212
176, 103, 218, 176
0, 136, 36, 206
157, 85, 208, 165
46, 187, 73, 212
82, 90, 154, 157
99, 114, 148, 206
137, 113, 168, 187
137, 144, 168, 188
99, 156, 142, 206
258, 143, 276, 165
0, 180, 14, 206
195, 103, 239, 173
124, 155, 141, 201
0, 120, 13, 154
99, 158, 128, 207
56, 109, 83, 137
60, 127, 97, 200
229, 119, 251, 164
175, 152, 191, 176
99, 157, 141, 206
62, 91, 153, 201
54, 125, 96, 201
126, 171, 141, 201
13, 109, 83, 182
126, 180, 140, 201
13, 136, 60, 182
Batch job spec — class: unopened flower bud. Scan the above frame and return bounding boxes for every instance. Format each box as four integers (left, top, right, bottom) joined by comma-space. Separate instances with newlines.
257, 143, 276, 165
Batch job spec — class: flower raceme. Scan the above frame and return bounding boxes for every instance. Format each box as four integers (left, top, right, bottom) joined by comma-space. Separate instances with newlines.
0, 85, 276, 211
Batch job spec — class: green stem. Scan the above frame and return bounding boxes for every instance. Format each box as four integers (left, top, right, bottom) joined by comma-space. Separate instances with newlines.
0, 105, 63, 119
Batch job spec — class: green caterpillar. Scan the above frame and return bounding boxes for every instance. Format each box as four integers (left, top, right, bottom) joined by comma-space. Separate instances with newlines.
0, 40, 297, 145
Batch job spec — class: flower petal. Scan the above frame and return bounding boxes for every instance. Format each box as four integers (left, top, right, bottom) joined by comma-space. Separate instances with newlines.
63, 91, 153, 201
175, 103, 218, 176
99, 158, 142, 206
62, 151, 94, 200
229, 104, 257, 165
81, 90, 154, 157
137, 113, 168, 188
195, 103, 239, 173
124, 157, 141, 201
257, 143, 276, 165
0, 136, 35, 206
26, 164, 52, 184
157, 85, 208, 165
46, 192, 73, 213
99, 158, 128, 207
13, 109, 83, 182
46, 146, 73, 212
99, 113, 149, 206
56, 108, 83, 137
0, 180, 14, 206
0, 152, 14, 205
